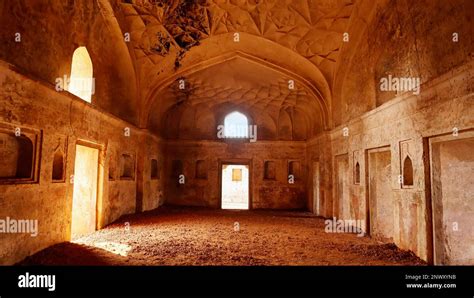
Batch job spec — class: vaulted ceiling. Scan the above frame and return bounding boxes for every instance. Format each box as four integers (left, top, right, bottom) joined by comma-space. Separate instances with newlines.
116, 0, 355, 140
2, 0, 466, 141
121, 0, 354, 82
148, 55, 325, 140
0, 0, 357, 140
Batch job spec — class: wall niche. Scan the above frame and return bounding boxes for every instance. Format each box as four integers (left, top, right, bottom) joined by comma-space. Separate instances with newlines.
354, 162, 361, 184
353, 150, 361, 185
171, 160, 183, 178
0, 124, 40, 184
51, 136, 67, 182
109, 153, 116, 181
195, 160, 207, 179
120, 153, 135, 180
403, 156, 414, 186
52, 150, 65, 181
264, 160, 276, 180
288, 160, 301, 181
151, 158, 160, 180
400, 140, 414, 188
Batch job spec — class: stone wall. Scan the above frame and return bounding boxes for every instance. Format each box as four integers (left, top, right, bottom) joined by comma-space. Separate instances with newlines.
0, 62, 164, 265
164, 140, 307, 209
310, 60, 473, 262
0, 0, 472, 266
315, 0, 474, 264
332, 0, 474, 127
0, 0, 139, 124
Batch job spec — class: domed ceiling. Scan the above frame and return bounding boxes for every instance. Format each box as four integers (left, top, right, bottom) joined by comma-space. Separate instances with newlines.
148, 55, 324, 140
115, 0, 356, 140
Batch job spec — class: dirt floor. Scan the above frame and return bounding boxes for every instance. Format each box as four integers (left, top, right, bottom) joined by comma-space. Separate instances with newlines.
20, 207, 425, 266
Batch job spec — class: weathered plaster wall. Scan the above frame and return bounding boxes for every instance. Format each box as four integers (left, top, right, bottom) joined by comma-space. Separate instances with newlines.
318, 60, 474, 262
332, 0, 474, 126
164, 140, 307, 210
313, 0, 474, 264
367, 148, 393, 242
306, 133, 333, 218
0, 62, 164, 265
430, 134, 474, 265
0, 0, 472, 267
0, 0, 139, 124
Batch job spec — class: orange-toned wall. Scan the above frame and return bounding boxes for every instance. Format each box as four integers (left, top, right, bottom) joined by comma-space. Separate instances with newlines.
0, 62, 164, 265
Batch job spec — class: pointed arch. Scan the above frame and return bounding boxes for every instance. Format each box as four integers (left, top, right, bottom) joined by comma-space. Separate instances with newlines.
403, 156, 414, 186
69, 47, 94, 103
354, 162, 361, 184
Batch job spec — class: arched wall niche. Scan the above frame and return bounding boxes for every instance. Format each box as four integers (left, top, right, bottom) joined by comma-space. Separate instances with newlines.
403, 156, 414, 187
0, 125, 40, 184
52, 150, 65, 182
354, 162, 361, 184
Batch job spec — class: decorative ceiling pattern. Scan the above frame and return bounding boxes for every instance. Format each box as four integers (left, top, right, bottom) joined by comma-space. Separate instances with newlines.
117, 0, 355, 139
148, 56, 323, 140
121, 0, 354, 81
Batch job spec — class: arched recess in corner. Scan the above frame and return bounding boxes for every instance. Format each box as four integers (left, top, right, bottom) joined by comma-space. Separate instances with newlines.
403, 156, 414, 186
69, 47, 94, 103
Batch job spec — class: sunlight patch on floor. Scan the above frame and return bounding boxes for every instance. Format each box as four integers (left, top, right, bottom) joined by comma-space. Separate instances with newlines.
73, 239, 132, 257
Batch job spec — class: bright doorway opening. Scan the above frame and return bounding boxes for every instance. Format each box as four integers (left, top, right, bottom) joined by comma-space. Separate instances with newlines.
71, 144, 99, 239
221, 164, 249, 210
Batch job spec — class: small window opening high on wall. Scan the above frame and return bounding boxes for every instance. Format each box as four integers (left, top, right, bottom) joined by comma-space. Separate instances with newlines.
69, 47, 94, 103
222, 112, 249, 139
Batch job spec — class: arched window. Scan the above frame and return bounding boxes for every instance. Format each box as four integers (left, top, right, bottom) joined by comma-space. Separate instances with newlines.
69, 47, 94, 103
224, 112, 248, 138
403, 156, 414, 186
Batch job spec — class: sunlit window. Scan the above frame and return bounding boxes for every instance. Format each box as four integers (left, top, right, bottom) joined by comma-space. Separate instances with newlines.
224, 111, 248, 138
69, 47, 94, 103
